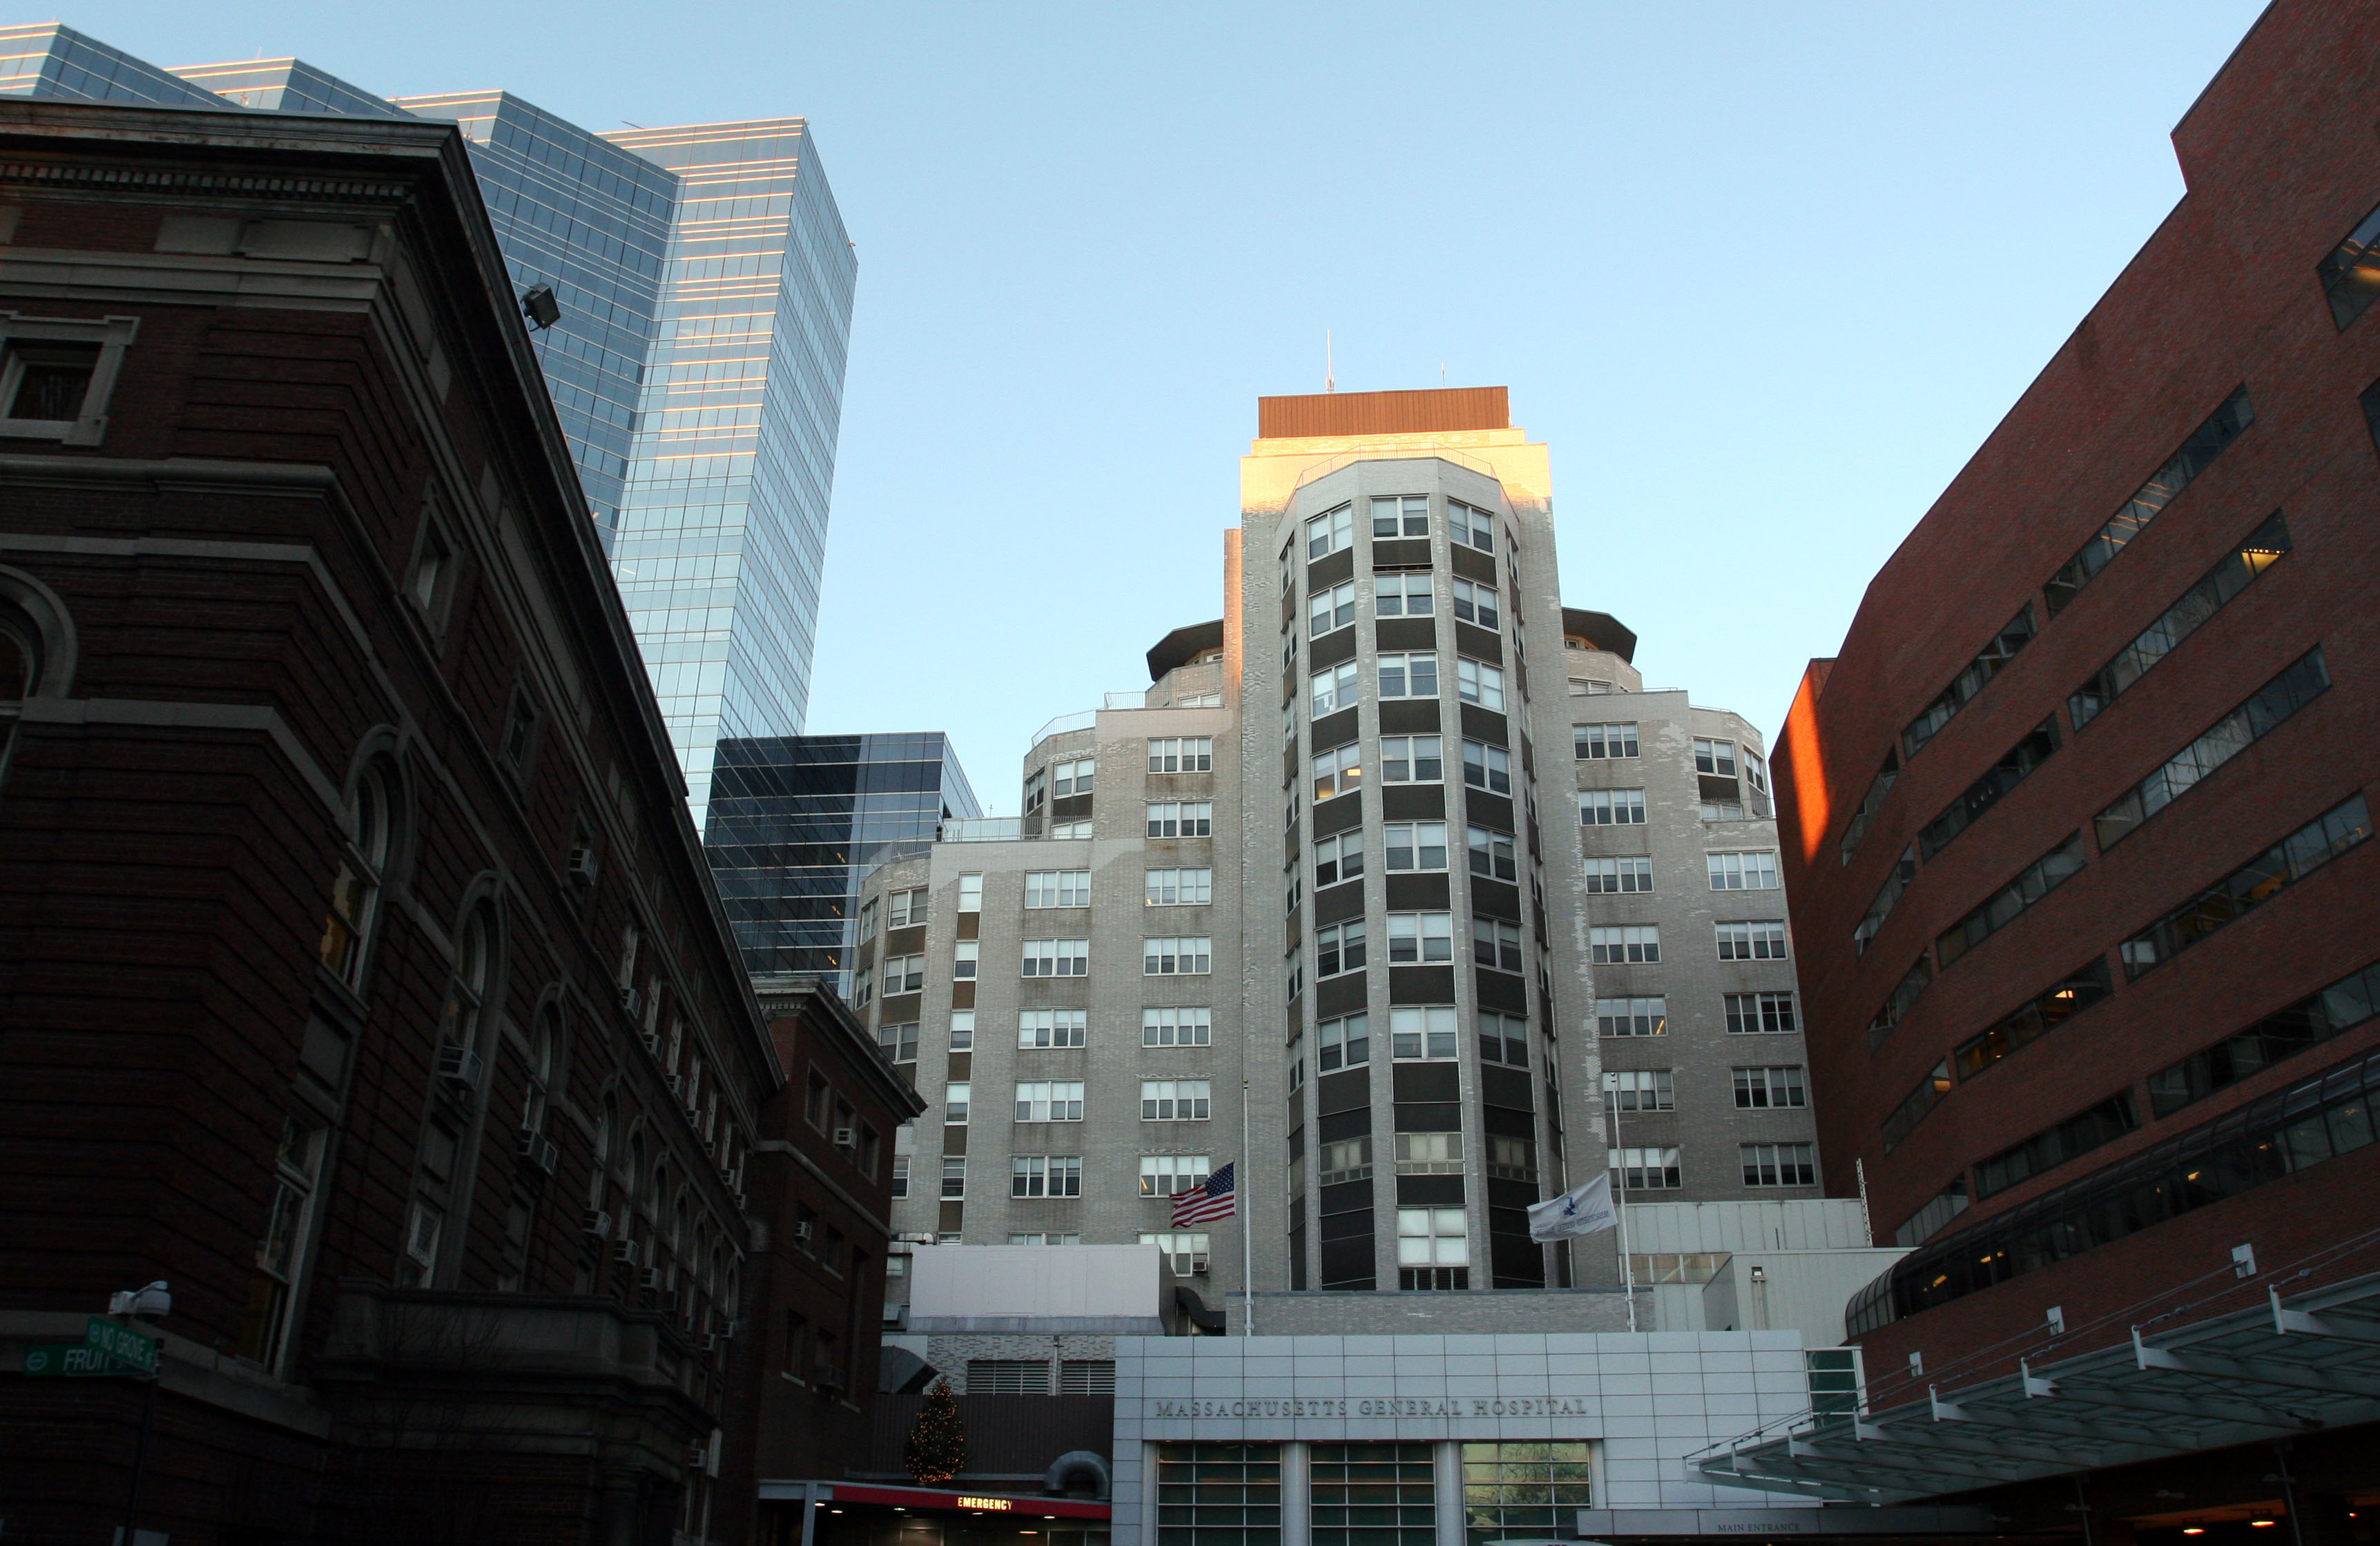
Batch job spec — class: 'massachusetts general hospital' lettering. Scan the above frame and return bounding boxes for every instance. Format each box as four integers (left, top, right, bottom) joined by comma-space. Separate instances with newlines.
1149, 1397, 1599, 1418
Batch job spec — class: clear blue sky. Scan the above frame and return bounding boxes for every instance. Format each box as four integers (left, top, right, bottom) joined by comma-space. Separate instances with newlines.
61, 1, 2269, 810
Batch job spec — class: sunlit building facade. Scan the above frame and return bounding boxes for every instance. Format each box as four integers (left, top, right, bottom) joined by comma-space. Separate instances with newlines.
4, 25, 861, 824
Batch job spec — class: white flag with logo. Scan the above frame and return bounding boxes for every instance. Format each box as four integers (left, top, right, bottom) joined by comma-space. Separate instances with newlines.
1527, 1172, 1618, 1241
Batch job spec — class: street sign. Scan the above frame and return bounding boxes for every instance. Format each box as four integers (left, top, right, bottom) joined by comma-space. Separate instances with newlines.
22, 1343, 142, 1377
86, 1316, 158, 1373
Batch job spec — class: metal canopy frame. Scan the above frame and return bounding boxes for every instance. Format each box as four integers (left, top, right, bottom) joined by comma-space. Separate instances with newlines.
1690, 1272, 2380, 1502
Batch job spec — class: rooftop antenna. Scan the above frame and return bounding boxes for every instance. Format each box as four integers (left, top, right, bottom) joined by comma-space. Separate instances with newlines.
1325, 330, 1335, 394
1440, 363, 1447, 387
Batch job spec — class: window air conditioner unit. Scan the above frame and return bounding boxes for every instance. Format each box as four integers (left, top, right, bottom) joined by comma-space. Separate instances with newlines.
637, 1267, 663, 1290
833, 1128, 858, 1149
434, 1043, 483, 1094
718, 1164, 736, 1188
882, 1302, 906, 1324
582, 1209, 613, 1239
618, 985, 642, 1017
792, 1220, 813, 1243
639, 1029, 661, 1056
536, 1140, 559, 1175
515, 1125, 540, 1157
566, 844, 599, 887
702, 1134, 717, 1157
700, 1332, 721, 1353
612, 1236, 637, 1263
666, 1073, 684, 1099
720, 1320, 742, 1340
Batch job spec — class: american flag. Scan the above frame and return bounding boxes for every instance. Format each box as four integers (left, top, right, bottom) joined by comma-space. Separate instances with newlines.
1171, 1162, 1237, 1226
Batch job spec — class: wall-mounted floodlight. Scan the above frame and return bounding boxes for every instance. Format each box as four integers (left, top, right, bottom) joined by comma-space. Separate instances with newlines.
108, 1280, 172, 1317
521, 284, 560, 331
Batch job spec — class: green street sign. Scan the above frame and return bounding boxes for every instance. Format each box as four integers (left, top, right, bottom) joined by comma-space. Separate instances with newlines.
86, 1316, 157, 1373
22, 1342, 139, 1377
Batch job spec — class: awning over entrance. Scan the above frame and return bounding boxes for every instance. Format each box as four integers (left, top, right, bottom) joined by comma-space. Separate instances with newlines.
1690, 1273, 2380, 1502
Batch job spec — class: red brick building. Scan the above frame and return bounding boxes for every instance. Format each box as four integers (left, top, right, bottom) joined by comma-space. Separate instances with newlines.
1759, 0, 2380, 1524
0, 99, 911, 1545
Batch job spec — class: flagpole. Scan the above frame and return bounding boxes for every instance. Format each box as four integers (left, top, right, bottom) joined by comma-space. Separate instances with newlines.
1608, 1079, 1636, 1332
1241, 1078, 1255, 1336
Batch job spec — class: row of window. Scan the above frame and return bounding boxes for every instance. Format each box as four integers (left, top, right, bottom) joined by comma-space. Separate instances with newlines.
1310, 823, 1519, 886
1586, 921, 1789, 964
1596, 991, 1801, 1036
1603, 1065, 1809, 1112
1306, 653, 1508, 717
933, 1079, 1213, 1125
1306, 914, 1527, 979
875, 1006, 1214, 1063
1302, 495, 1500, 561
1607, 1143, 1818, 1190
1308, 574, 1502, 637
1299, 1005, 1528, 1072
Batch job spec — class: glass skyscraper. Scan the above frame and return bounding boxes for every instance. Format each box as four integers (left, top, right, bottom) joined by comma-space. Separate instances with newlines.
704, 735, 980, 991
3, 25, 858, 825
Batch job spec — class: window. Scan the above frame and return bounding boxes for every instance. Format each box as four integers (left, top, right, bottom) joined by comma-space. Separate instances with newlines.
1591, 926, 1659, 964
1891, 1183, 1969, 1248
1596, 996, 1667, 1036
2320, 200, 2380, 327
940, 1156, 967, 1198
235, 1119, 326, 1370
1609, 1146, 1682, 1190
1881, 1062, 1953, 1152
1868, 956, 1935, 1047
1147, 801, 1213, 838
875, 1022, 918, 1064
1284, 941, 1303, 1005
319, 763, 392, 988
1936, 833, 2085, 969
1386, 821, 1450, 871
1024, 769, 1047, 816
856, 898, 878, 944
1154, 1443, 1279, 1546
1025, 870, 1092, 907
1465, 825, 1516, 881
1386, 913, 1454, 965
1021, 938, 1090, 976
1462, 741, 1511, 795
1838, 751, 1899, 865
2145, 958, 2379, 1117
1575, 722, 1638, 759
1607, 1069, 1673, 1112
1012, 1155, 1083, 1198
1009, 1233, 1082, 1247
1142, 1081, 1212, 1121
1471, 918, 1522, 972
943, 1083, 971, 1125
1310, 579, 1357, 637
1922, 724, 2062, 867
891, 1155, 910, 1198
1569, 678, 1615, 696
1319, 1012, 1370, 1070
1148, 736, 1214, 773
1313, 741, 1362, 800
0, 337, 99, 426
1450, 579, 1499, 630
958, 873, 983, 912
1903, 605, 2040, 757
1733, 1066, 1808, 1109
1306, 503, 1353, 559
437, 902, 496, 1068
887, 887, 928, 927
2071, 513, 2292, 731
1378, 651, 1439, 699
1583, 856, 1652, 893
1314, 830, 1364, 887
1315, 921, 1366, 978
1741, 1143, 1817, 1188
1389, 1005, 1458, 1060
1016, 1081, 1085, 1122
1477, 1009, 1528, 1066
1707, 851, 1781, 890
1319, 1132, 1371, 1183
1382, 734, 1442, 782
1373, 493, 1430, 537
2093, 649, 2330, 851
0, 315, 133, 445
1394, 1131, 1464, 1175
949, 1011, 976, 1051
1313, 1442, 1438, 1546
1701, 798, 1745, 822
1725, 992, 1799, 1034
1692, 738, 1737, 777
1396, 1208, 1469, 1280
1955, 960, 2113, 1079
1451, 500, 1496, 552
1716, 921, 1788, 960
1455, 658, 1504, 711
1051, 758, 1095, 797
1140, 1154, 1211, 1196
1375, 571, 1434, 617
1139, 1232, 1210, 1275
1462, 1443, 1593, 1546
2120, 796, 2370, 979
2044, 387, 2255, 616
881, 954, 924, 994
1578, 789, 1645, 825
1145, 1007, 1213, 1046
1018, 1009, 1087, 1048
1313, 661, 1371, 713
1145, 936, 1213, 975
1146, 867, 1214, 905
952, 942, 978, 980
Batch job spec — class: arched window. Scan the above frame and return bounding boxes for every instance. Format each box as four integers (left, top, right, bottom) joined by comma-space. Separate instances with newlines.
441, 903, 494, 1054
523, 1007, 558, 1137
319, 762, 391, 988
592, 1095, 617, 1208
0, 599, 40, 792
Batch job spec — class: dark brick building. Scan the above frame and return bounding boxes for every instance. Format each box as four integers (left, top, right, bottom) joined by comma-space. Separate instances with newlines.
1761, 0, 2380, 1525
0, 99, 909, 1545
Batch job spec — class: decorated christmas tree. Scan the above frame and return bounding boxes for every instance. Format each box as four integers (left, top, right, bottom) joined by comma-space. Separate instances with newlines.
905, 1376, 966, 1485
